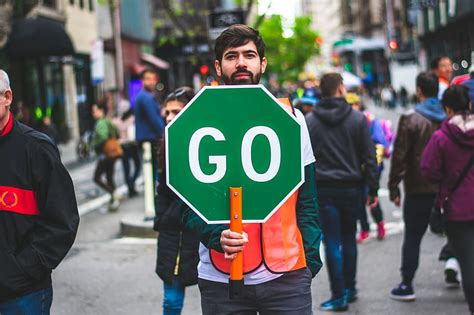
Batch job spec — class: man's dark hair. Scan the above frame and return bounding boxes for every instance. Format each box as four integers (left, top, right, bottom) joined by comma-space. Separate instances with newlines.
214, 24, 265, 62
320, 73, 344, 97
441, 85, 470, 113
430, 55, 450, 70
140, 68, 157, 80
416, 72, 439, 98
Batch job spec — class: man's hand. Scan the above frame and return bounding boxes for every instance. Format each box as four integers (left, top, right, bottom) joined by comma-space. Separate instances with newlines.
392, 196, 401, 207
367, 196, 379, 209
220, 229, 248, 260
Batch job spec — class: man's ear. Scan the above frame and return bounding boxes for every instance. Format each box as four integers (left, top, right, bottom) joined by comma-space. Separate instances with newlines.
4, 90, 12, 107
214, 60, 222, 76
261, 57, 267, 74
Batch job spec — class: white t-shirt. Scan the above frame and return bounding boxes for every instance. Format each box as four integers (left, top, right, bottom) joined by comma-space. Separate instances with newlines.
197, 108, 316, 285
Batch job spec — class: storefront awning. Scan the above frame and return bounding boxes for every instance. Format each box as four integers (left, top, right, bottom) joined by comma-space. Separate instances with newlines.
6, 17, 74, 60
141, 53, 170, 70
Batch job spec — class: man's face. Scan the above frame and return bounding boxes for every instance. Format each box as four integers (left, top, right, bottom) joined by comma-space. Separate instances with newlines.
142, 72, 158, 91
0, 89, 12, 130
435, 57, 453, 81
215, 41, 267, 85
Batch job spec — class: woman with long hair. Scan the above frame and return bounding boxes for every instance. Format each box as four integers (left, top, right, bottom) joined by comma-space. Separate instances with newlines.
421, 85, 474, 314
154, 87, 199, 315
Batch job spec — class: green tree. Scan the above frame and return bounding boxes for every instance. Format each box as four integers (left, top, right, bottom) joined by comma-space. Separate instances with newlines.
258, 15, 320, 83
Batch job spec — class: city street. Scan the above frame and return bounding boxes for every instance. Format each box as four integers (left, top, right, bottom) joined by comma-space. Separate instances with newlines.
2, 1, 473, 314
50, 105, 468, 315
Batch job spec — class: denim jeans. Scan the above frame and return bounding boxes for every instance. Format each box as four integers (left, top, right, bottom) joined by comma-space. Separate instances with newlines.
163, 279, 185, 315
400, 193, 436, 285
319, 186, 361, 299
121, 142, 141, 193
0, 286, 53, 315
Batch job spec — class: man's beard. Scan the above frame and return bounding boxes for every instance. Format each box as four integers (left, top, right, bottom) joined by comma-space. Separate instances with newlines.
221, 68, 262, 85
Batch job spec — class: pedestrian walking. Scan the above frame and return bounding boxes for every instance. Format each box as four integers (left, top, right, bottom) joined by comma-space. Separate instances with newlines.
154, 87, 200, 315
399, 86, 408, 107
181, 24, 322, 314
0, 69, 79, 313
345, 93, 388, 243
134, 69, 165, 210
91, 100, 121, 211
306, 75, 378, 311
421, 85, 474, 314
113, 98, 141, 198
381, 85, 393, 108
430, 55, 453, 100
388, 72, 446, 301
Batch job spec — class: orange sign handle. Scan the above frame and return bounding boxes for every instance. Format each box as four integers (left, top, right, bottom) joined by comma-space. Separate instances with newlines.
229, 187, 244, 299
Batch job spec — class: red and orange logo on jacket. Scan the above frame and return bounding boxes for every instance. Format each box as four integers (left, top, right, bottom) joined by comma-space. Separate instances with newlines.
0, 186, 39, 215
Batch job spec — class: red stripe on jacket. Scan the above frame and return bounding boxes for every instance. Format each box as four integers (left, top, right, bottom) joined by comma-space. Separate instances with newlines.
0, 112, 13, 136
0, 186, 39, 215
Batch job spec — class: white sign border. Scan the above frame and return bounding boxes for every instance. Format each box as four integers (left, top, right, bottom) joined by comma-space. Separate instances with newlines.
165, 84, 305, 224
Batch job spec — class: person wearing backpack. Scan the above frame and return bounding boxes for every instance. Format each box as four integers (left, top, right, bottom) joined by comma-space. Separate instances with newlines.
91, 100, 121, 212
421, 85, 474, 314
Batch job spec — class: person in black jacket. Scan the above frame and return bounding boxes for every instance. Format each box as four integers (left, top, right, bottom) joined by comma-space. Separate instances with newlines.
306, 72, 378, 311
154, 87, 200, 314
0, 69, 79, 313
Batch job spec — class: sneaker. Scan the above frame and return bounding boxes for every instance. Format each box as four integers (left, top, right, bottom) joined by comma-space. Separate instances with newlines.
377, 221, 386, 240
344, 288, 358, 303
357, 231, 370, 243
320, 296, 348, 312
390, 283, 416, 301
445, 258, 461, 288
108, 198, 120, 212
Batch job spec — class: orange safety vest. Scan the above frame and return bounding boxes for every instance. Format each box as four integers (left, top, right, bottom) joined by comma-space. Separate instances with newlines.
210, 99, 307, 275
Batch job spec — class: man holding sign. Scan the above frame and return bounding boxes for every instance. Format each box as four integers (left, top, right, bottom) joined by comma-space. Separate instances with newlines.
181, 25, 321, 314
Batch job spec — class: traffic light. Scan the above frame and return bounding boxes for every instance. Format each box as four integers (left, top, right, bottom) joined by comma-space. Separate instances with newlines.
200, 65, 209, 75
389, 39, 398, 51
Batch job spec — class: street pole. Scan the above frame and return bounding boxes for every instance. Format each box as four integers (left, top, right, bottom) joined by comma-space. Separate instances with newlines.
111, 0, 124, 113
142, 142, 155, 219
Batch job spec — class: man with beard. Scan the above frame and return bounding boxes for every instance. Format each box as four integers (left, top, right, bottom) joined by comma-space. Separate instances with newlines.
134, 69, 165, 211
182, 24, 322, 314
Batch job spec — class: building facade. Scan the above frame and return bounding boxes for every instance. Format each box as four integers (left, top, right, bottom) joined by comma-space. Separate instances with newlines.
417, 0, 474, 73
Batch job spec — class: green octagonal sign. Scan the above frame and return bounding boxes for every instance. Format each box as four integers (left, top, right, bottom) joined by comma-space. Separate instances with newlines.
166, 85, 303, 223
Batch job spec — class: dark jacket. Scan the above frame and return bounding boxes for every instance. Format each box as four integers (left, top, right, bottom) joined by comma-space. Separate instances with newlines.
0, 118, 79, 302
154, 181, 200, 287
388, 98, 445, 200
421, 114, 474, 221
462, 77, 474, 104
134, 89, 165, 142
305, 97, 378, 195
